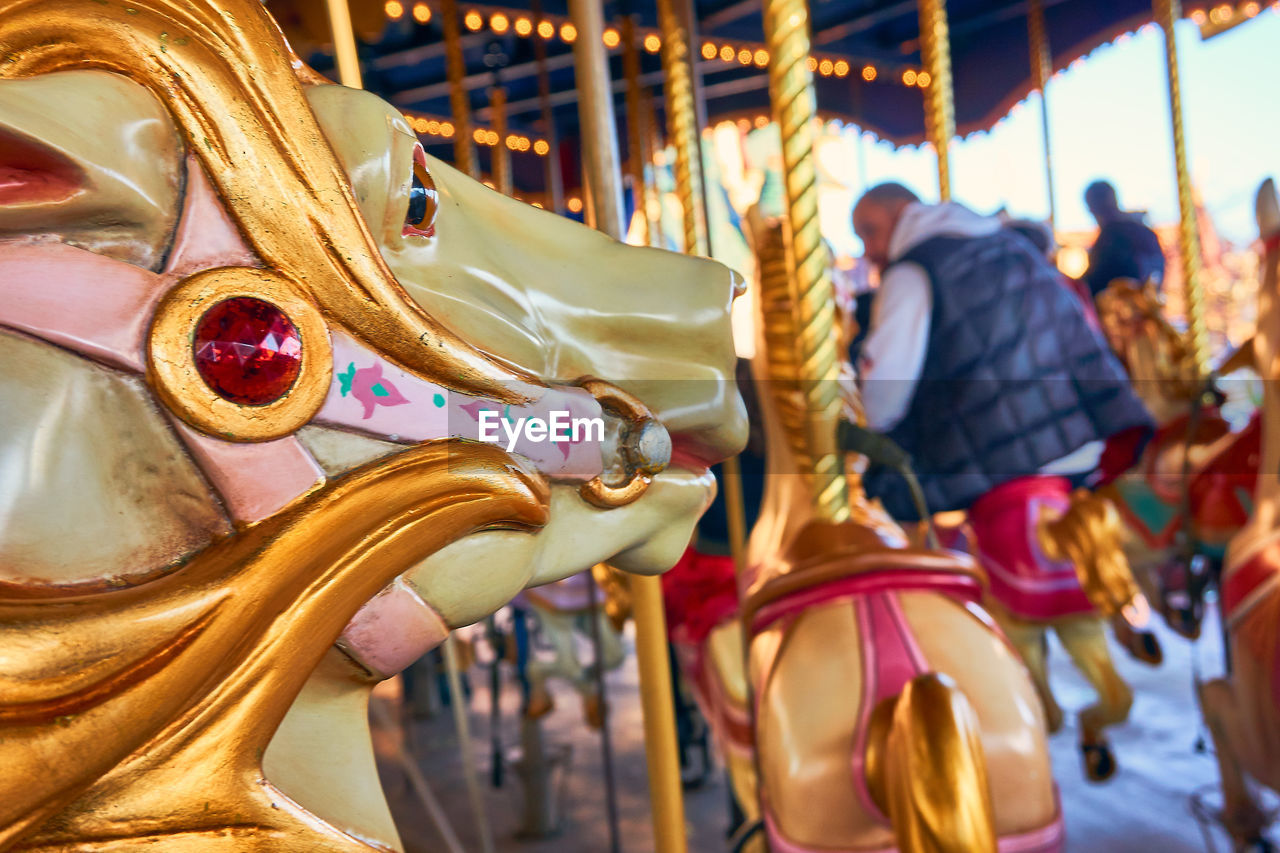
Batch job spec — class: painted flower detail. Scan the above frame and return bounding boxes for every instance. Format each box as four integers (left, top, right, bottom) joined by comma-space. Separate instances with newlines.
339, 361, 410, 419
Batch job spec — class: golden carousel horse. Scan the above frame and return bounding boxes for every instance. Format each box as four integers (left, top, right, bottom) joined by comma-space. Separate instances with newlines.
0, 1, 746, 849
1195, 178, 1280, 851
1096, 277, 1260, 638
666, 213, 1067, 853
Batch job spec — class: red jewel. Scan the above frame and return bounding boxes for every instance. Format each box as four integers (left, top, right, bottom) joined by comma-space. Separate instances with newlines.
193, 297, 302, 405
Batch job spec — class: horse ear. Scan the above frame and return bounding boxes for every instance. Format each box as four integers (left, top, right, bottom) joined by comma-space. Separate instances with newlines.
1257, 178, 1279, 241
0, 70, 184, 270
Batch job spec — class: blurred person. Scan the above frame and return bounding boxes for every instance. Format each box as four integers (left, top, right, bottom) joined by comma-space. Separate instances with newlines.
1081, 179, 1165, 299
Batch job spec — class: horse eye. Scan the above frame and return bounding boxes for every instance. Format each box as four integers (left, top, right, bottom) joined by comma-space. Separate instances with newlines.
404, 160, 438, 237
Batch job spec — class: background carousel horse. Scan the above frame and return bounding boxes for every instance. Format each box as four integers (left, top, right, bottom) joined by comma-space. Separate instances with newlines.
1095, 277, 1261, 638
0, 1, 746, 850
518, 566, 630, 729
665, 211, 1065, 853
1196, 178, 1280, 851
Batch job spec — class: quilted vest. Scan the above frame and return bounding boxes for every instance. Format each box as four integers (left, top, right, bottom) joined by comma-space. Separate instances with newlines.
862, 229, 1153, 520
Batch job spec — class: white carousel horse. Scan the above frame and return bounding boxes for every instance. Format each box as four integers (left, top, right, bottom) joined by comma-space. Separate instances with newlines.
1196, 178, 1280, 850
665, 213, 1064, 853
0, 1, 745, 849
519, 568, 628, 728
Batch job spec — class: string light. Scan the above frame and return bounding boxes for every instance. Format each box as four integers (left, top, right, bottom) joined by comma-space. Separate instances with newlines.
737, 48, 752, 64
721, 44, 736, 61
917, 70, 931, 87
753, 48, 769, 66
902, 68, 917, 85
385, 0, 404, 19
603, 27, 620, 47
464, 10, 483, 30
644, 34, 661, 52
736, 118, 751, 132
486, 130, 499, 145
702, 42, 718, 59
807, 56, 818, 71
818, 58, 833, 75
754, 114, 769, 129
1243, 1, 1260, 14
412, 1, 430, 23
533, 139, 550, 155
474, 128, 486, 143
440, 121, 454, 137
862, 64, 877, 81
1190, 8, 1208, 22
834, 59, 849, 77
567, 197, 584, 213
490, 12, 509, 32
515, 16, 532, 35
560, 22, 577, 41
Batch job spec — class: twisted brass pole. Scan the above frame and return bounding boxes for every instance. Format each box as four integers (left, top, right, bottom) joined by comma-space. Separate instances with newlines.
917, 0, 955, 200
763, 0, 850, 522
490, 85, 513, 197
1155, 0, 1208, 374
532, 0, 564, 213
441, 0, 477, 178
1027, 0, 1057, 233
641, 86, 664, 246
622, 15, 650, 246
657, 0, 707, 255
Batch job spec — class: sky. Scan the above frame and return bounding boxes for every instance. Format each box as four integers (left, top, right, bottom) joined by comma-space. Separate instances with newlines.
825, 12, 1280, 252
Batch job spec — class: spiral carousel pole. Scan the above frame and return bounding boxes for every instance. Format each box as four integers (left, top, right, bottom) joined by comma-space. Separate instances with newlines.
917, 0, 956, 200
762, 0, 850, 521
1027, 0, 1057, 233
1154, 0, 1209, 374
567, 2, 687, 850
657, 0, 708, 256
442, 0, 477, 179
532, 0, 564, 213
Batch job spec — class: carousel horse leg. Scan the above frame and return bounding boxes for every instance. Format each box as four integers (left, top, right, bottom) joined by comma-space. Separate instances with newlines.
1054, 615, 1133, 782
1198, 678, 1272, 847
877, 674, 998, 853
994, 610, 1064, 733
525, 606, 581, 719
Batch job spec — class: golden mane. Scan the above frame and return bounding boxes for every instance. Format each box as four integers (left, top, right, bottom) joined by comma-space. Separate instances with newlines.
0, 444, 548, 850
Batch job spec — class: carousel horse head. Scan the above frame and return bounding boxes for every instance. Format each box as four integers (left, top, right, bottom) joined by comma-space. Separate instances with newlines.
1096, 277, 1201, 424
0, 0, 745, 848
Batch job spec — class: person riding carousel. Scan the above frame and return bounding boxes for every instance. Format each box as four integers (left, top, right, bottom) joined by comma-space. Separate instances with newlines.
851, 181, 1155, 779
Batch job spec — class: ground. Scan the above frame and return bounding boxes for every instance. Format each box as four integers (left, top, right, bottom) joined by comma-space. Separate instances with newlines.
374, 605, 1271, 852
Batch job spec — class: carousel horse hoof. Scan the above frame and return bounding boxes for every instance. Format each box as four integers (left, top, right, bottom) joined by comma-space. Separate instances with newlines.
582, 692, 604, 730
525, 689, 555, 720
1081, 738, 1117, 782
1045, 703, 1065, 734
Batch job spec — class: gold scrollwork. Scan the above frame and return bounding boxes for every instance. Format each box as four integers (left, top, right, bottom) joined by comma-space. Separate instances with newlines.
579, 378, 661, 509
147, 267, 333, 442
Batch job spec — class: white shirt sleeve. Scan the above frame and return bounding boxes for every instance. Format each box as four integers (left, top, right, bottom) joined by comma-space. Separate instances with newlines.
857, 263, 932, 432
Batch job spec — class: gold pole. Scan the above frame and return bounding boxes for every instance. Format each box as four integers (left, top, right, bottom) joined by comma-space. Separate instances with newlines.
323, 0, 363, 89
1027, 0, 1057, 233
641, 86, 664, 247
622, 15, 650, 246
490, 85, 513, 197
568, 0, 625, 236
763, 0, 850, 521
1154, 0, 1208, 374
629, 574, 689, 853
565, 0, 687, 848
442, 635, 496, 853
441, 0, 477, 178
917, 0, 956, 200
657, 0, 708, 255
532, 0, 564, 213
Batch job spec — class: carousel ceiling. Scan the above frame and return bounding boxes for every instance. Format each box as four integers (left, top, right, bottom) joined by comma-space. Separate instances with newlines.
267, 0, 1269, 196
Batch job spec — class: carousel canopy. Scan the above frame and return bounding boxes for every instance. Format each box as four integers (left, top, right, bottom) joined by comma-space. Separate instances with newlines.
269, 0, 1266, 196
